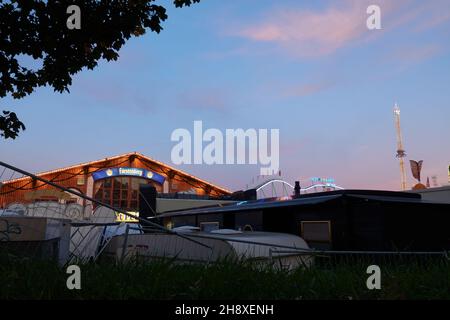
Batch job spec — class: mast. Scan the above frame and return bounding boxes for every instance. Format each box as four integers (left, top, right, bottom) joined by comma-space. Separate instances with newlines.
393, 103, 407, 190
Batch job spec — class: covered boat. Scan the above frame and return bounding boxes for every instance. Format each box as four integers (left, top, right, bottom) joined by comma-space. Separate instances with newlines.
103, 227, 312, 269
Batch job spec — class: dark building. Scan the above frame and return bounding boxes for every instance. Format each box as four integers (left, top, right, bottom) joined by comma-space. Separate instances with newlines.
158, 190, 450, 252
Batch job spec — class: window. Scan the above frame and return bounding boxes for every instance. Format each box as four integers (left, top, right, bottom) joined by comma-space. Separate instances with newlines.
200, 222, 219, 232
76, 177, 85, 186
300, 221, 332, 248
93, 176, 158, 211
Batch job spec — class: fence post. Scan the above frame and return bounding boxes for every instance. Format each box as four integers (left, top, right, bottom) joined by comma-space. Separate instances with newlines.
121, 224, 130, 263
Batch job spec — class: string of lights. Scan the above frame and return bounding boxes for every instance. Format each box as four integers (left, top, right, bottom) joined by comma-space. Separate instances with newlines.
0, 158, 131, 195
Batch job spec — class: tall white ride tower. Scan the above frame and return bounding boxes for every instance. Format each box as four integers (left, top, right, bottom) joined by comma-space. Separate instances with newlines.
393, 103, 407, 191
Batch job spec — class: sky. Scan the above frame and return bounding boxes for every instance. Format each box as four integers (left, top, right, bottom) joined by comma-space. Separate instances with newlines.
1, 0, 450, 192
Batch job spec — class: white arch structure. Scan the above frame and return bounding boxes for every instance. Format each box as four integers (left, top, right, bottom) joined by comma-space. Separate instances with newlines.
302, 184, 344, 192
252, 178, 344, 199
255, 179, 295, 192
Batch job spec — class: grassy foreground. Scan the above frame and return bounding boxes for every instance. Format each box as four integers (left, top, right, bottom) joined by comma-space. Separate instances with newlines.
1, 253, 449, 300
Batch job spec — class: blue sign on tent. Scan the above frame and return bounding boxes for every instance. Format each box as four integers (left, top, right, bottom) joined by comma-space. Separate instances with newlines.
92, 167, 165, 184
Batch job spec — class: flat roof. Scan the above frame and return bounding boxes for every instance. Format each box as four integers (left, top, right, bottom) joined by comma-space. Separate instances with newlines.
157, 189, 450, 218
157, 194, 342, 218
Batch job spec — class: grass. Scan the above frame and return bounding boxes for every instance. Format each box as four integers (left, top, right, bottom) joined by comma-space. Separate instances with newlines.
0, 252, 449, 300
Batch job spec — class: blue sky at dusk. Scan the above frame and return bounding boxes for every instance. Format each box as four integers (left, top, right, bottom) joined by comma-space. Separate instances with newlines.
1, 0, 450, 191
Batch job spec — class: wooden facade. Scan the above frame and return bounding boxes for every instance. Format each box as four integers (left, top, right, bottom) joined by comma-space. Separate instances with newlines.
0, 152, 230, 210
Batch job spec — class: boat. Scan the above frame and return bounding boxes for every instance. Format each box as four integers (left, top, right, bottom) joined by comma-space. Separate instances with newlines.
102, 227, 312, 269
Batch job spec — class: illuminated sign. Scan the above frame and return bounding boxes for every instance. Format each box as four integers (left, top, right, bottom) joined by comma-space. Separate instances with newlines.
310, 177, 335, 184
115, 211, 139, 223
92, 167, 165, 184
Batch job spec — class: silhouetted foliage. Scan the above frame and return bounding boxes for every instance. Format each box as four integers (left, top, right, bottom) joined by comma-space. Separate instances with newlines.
0, 111, 25, 139
0, 0, 200, 139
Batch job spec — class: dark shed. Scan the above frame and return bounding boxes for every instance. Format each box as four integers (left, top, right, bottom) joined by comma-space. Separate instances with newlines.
158, 190, 450, 252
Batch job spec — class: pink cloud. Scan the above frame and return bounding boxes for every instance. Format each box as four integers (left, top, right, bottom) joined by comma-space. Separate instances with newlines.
230, 0, 448, 58
235, 0, 396, 57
